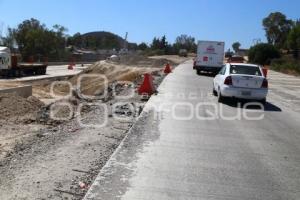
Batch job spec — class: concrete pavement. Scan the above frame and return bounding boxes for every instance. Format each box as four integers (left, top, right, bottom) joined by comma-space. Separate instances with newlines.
84, 61, 300, 200
0, 64, 89, 82
267, 70, 300, 111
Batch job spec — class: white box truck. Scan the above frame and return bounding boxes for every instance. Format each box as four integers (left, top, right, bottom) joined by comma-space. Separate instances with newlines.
193, 41, 225, 74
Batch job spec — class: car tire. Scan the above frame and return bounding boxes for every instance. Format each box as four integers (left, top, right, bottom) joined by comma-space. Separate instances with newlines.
213, 90, 218, 96
217, 89, 224, 103
196, 70, 201, 75
213, 85, 218, 96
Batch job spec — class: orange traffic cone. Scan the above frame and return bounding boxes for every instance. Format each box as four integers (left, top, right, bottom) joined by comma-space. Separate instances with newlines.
164, 63, 172, 74
68, 57, 76, 69
138, 73, 156, 96
262, 67, 268, 78
68, 64, 74, 70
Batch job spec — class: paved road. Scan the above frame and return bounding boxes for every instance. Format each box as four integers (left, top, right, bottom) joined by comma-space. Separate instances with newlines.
0, 64, 89, 82
85, 61, 300, 200
268, 70, 300, 111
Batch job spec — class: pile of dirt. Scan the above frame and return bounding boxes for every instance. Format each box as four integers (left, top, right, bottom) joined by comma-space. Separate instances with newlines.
0, 93, 44, 121
49, 61, 160, 97
111, 54, 176, 67
149, 55, 190, 65
33, 55, 183, 100
0, 55, 171, 200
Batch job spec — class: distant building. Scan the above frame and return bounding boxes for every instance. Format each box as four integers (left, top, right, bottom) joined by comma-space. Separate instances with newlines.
227, 55, 245, 63
236, 48, 249, 57
71, 47, 136, 62
72, 48, 117, 62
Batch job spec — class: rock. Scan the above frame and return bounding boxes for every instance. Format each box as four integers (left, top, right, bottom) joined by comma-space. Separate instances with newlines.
79, 181, 86, 189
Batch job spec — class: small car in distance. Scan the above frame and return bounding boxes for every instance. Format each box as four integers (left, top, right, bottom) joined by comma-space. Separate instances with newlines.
179, 49, 188, 57
213, 63, 268, 104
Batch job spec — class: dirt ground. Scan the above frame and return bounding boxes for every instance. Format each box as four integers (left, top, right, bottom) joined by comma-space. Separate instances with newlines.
32, 54, 186, 99
0, 54, 188, 200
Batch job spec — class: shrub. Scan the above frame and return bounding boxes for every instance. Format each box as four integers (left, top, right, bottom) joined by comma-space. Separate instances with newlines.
248, 43, 280, 65
287, 24, 300, 58
271, 57, 300, 75
143, 49, 165, 56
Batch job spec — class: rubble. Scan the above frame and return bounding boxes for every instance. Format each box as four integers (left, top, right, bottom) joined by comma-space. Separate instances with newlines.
32, 54, 179, 99
0, 55, 185, 200
0, 93, 44, 122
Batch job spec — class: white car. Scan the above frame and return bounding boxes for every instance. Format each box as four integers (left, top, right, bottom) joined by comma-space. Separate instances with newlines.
213, 63, 268, 104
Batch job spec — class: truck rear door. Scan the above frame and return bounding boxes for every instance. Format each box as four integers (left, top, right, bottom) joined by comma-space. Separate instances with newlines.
196, 41, 225, 67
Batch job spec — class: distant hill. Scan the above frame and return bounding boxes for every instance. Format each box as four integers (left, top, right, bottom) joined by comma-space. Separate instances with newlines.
68, 31, 137, 50
82, 31, 123, 41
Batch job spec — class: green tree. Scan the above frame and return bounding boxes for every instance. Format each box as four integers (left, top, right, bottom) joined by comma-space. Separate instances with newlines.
225, 48, 234, 58
67, 31, 131, 50
263, 12, 294, 48
287, 24, 300, 58
151, 37, 160, 49
67, 32, 83, 47
161, 36, 167, 49
232, 42, 241, 52
248, 43, 280, 65
151, 35, 168, 53
174, 34, 196, 53
1, 27, 17, 50
51, 24, 68, 59
128, 43, 138, 50
138, 42, 148, 51
8, 18, 68, 61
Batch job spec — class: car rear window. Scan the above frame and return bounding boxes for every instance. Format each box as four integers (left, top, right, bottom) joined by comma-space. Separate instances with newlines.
230, 65, 262, 76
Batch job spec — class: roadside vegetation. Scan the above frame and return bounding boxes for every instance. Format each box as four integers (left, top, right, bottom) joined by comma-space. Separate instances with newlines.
248, 43, 280, 65
1, 12, 299, 75
271, 57, 300, 74
142, 34, 197, 56
248, 12, 300, 75
0, 18, 196, 62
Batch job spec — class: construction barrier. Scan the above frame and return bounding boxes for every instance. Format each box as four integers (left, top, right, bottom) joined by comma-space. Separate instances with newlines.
138, 73, 156, 96
164, 63, 172, 74
68, 57, 76, 70
68, 64, 74, 70
262, 68, 268, 78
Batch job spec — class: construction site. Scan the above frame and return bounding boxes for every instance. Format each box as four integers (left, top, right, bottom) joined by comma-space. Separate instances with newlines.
1, 1, 300, 199
0, 52, 189, 199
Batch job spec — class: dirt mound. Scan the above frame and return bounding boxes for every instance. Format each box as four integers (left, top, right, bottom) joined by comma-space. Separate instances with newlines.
149, 55, 190, 65
151, 58, 175, 67
34, 55, 180, 99
0, 93, 44, 121
110, 54, 176, 67
77, 61, 157, 96
48, 61, 160, 97
118, 54, 153, 66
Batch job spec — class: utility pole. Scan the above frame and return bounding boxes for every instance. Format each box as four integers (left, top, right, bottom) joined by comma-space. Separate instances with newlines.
0, 22, 4, 45
124, 32, 128, 50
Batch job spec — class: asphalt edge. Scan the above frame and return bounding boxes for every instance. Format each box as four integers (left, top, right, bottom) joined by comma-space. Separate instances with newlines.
82, 60, 189, 199
82, 70, 167, 199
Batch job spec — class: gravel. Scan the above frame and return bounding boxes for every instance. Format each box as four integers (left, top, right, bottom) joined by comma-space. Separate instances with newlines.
0, 93, 44, 121
0, 68, 165, 200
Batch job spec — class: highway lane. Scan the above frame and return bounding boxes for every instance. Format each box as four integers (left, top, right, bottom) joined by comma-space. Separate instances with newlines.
0, 64, 89, 82
84, 60, 300, 200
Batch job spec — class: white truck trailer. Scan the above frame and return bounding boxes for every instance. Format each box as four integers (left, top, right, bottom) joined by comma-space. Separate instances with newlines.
193, 40, 225, 75
0, 46, 48, 77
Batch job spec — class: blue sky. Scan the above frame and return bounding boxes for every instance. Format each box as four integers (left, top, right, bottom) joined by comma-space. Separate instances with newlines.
0, 0, 299, 49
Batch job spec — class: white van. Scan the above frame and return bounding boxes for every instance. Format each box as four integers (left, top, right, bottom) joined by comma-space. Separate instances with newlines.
194, 41, 225, 74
